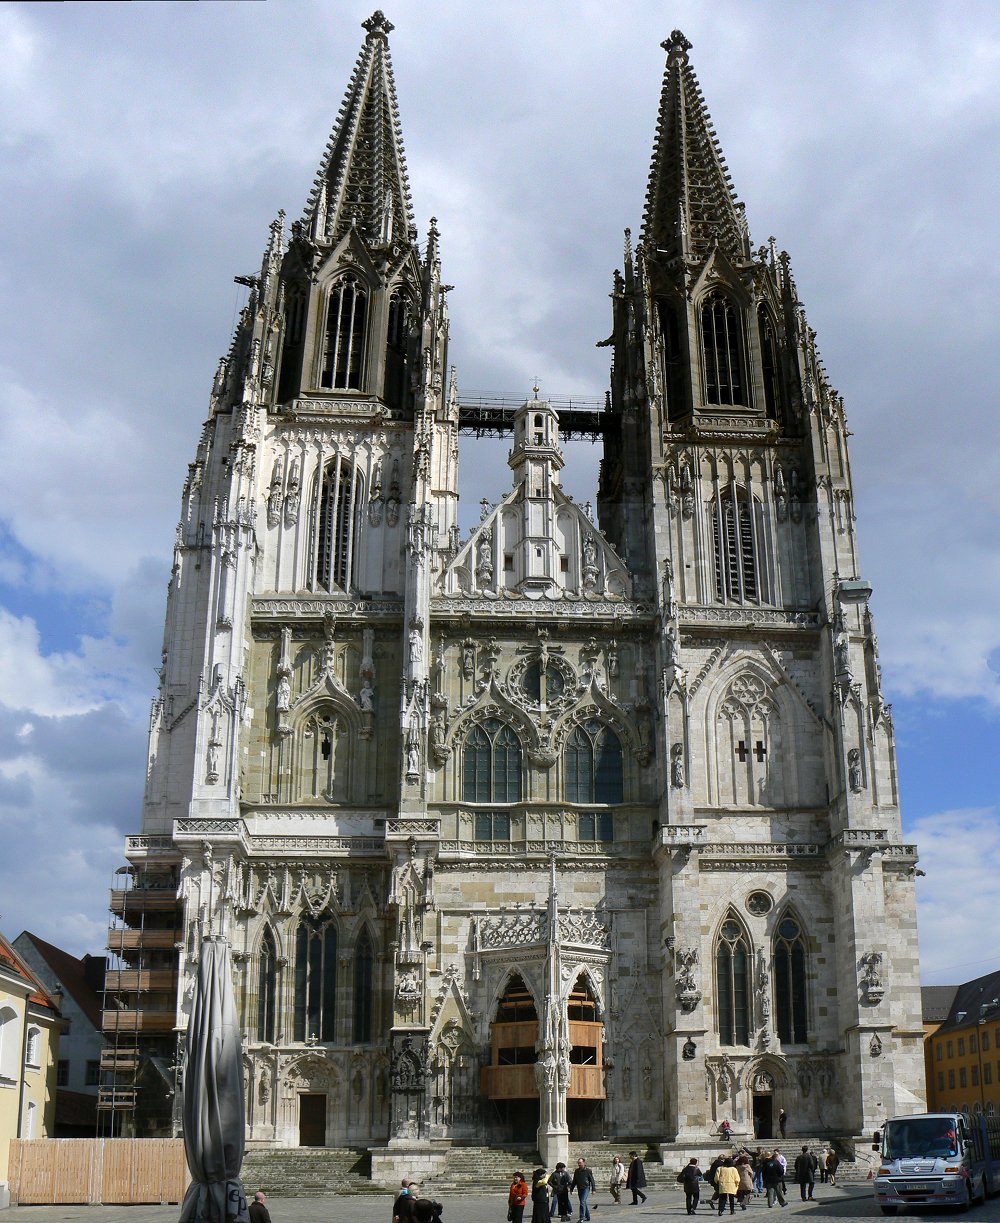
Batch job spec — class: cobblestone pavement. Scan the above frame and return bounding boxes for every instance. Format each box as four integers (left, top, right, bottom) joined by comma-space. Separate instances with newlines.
10, 1184, 994, 1223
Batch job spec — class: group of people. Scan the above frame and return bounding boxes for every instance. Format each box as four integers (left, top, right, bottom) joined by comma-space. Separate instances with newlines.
392, 1179, 445, 1223
675, 1145, 840, 1214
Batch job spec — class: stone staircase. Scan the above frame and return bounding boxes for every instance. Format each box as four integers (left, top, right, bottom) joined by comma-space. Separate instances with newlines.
240, 1136, 871, 1197
241, 1147, 381, 1197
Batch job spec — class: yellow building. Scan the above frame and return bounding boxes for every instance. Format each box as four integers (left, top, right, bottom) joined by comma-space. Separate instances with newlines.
0, 931, 62, 1208
925, 970, 1000, 1117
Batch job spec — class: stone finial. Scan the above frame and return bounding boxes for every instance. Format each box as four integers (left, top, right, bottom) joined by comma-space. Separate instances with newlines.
662, 29, 692, 61
362, 10, 394, 38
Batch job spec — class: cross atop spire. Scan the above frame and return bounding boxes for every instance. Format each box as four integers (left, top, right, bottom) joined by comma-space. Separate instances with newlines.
302, 11, 415, 247
642, 30, 751, 265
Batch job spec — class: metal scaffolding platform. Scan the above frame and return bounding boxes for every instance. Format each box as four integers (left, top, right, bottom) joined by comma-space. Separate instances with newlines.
457, 392, 608, 439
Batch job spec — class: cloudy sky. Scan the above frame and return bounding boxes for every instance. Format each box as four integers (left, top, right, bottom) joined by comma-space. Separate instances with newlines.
0, 0, 997, 987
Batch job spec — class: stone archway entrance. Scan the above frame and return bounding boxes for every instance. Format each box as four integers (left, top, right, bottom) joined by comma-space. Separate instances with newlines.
751, 1070, 776, 1140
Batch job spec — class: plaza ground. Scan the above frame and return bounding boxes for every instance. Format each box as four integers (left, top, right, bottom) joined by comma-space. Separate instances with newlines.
4, 1184, 981, 1222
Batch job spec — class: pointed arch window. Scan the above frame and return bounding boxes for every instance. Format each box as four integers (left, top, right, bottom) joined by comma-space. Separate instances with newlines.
774, 915, 808, 1043
294, 913, 338, 1043
352, 929, 374, 1045
566, 721, 623, 805
716, 917, 751, 1046
314, 457, 360, 591
758, 307, 782, 421
321, 274, 367, 390
462, 719, 522, 805
384, 288, 412, 410
256, 928, 277, 1044
712, 486, 760, 603
701, 290, 746, 406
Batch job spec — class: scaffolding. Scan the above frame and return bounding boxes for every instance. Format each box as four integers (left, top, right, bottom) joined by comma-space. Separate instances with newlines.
457, 392, 608, 440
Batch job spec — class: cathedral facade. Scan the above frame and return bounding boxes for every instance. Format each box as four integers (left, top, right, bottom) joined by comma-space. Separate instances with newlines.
106, 13, 925, 1162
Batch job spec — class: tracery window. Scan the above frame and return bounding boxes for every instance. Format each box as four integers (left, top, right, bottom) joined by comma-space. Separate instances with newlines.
701, 290, 746, 406
716, 916, 751, 1046
462, 720, 522, 805
321, 274, 367, 390
256, 928, 277, 1044
565, 721, 623, 805
712, 486, 760, 603
758, 306, 782, 421
294, 913, 338, 1042
352, 929, 374, 1044
384, 288, 412, 410
314, 457, 360, 590
522, 661, 565, 704
774, 915, 808, 1043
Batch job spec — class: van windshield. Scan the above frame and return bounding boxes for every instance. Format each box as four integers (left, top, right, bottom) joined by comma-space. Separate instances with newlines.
884, 1118, 959, 1160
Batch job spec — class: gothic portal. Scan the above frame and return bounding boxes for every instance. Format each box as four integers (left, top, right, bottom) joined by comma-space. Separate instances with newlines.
105, 13, 924, 1160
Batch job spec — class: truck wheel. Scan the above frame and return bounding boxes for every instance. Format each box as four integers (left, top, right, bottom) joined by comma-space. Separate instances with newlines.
879, 1207, 898, 1216
960, 1183, 973, 1212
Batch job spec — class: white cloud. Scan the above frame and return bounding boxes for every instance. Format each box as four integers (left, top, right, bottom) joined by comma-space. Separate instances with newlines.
913, 808, 1000, 983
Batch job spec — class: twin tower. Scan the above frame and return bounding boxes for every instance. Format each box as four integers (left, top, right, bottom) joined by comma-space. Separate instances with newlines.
108, 11, 923, 1168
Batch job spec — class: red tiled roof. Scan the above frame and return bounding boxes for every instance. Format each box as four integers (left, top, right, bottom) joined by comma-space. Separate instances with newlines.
0, 931, 59, 1012
19, 931, 104, 1030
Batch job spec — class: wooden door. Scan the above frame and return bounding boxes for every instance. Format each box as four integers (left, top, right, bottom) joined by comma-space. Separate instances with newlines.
299, 1093, 327, 1147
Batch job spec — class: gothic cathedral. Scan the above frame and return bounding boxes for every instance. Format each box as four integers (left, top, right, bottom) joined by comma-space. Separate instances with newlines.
107, 13, 924, 1164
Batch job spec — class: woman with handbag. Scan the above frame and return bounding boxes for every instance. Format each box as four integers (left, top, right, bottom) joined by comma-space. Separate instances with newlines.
509, 1172, 529, 1223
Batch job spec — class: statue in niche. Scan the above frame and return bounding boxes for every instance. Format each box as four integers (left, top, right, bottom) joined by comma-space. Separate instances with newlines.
284, 460, 300, 525
462, 642, 475, 678
756, 948, 771, 1024
406, 738, 420, 777
848, 747, 863, 792
670, 742, 685, 788
359, 680, 375, 712
476, 529, 494, 584
276, 675, 291, 713
409, 628, 423, 668
682, 1038, 696, 1061
835, 634, 851, 676
266, 458, 284, 528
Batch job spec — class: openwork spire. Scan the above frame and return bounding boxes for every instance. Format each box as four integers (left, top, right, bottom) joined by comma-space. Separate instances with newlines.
302, 10, 416, 246
642, 30, 750, 265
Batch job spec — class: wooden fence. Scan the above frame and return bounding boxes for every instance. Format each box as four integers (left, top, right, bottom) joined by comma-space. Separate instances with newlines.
7, 1138, 189, 1205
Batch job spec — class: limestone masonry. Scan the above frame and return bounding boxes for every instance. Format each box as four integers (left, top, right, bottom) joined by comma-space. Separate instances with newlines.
104, 11, 925, 1167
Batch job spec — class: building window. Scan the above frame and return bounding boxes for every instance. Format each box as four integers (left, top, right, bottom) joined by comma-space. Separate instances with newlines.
960, 1067, 968, 1088
474, 811, 512, 841
972, 1066, 980, 1086
24, 1027, 40, 1069
949, 1069, 955, 1089
463, 720, 522, 804
983, 1031, 990, 1051
958, 1037, 966, 1056
522, 661, 565, 704
713, 487, 760, 603
56, 1060, 69, 1087
314, 457, 360, 591
352, 930, 374, 1045
701, 290, 746, 405
937, 1071, 944, 1091
579, 812, 614, 842
321, 274, 367, 390
565, 721, 623, 804
85, 1060, 101, 1086
936, 1043, 943, 1061
0, 1005, 18, 1082
257, 928, 277, 1044
985, 1063, 993, 1085
294, 913, 338, 1043
971, 1033, 978, 1053
716, 917, 751, 1046
384, 288, 412, 410
774, 915, 808, 1043
947, 1041, 953, 1057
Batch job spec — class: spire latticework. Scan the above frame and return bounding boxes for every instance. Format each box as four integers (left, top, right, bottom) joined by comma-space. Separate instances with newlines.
303, 10, 415, 247
642, 30, 750, 265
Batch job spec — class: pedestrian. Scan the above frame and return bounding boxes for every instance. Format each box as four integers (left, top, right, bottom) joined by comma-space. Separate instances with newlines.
714, 1159, 741, 1216
677, 1158, 703, 1215
760, 1152, 786, 1208
736, 1156, 754, 1211
626, 1151, 647, 1205
249, 1191, 272, 1223
774, 1150, 787, 1196
573, 1158, 597, 1222
609, 1155, 626, 1204
413, 1194, 444, 1223
752, 1149, 764, 1195
826, 1149, 839, 1186
719, 1119, 734, 1142
394, 1181, 417, 1223
510, 1171, 530, 1223
532, 1170, 551, 1223
777, 1108, 787, 1139
793, 1147, 815, 1202
816, 1148, 827, 1184
549, 1162, 573, 1221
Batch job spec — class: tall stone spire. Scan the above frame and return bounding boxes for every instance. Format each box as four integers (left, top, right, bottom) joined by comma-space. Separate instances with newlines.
642, 30, 751, 265
302, 10, 416, 247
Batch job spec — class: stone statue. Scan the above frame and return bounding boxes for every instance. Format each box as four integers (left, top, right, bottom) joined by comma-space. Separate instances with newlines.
848, 747, 862, 792
406, 739, 420, 776
359, 680, 375, 712
409, 628, 423, 668
276, 675, 291, 713
670, 742, 685, 788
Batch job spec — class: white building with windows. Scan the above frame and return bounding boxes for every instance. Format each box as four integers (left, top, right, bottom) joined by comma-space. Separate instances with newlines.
107, 13, 924, 1165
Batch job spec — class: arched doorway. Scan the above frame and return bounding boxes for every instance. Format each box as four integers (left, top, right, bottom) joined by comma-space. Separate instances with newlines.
751, 1069, 776, 1140
481, 974, 539, 1142
567, 974, 606, 1140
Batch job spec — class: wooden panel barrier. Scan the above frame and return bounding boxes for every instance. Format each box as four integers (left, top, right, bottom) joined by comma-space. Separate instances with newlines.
8, 1138, 188, 1205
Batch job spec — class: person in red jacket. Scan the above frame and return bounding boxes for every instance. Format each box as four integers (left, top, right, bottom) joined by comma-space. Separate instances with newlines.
509, 1171, 530, 1223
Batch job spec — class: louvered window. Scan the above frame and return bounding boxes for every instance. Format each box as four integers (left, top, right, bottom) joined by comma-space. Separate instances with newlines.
702, 291, 745, 405
315, 458, 359, 590
713, 487, 759, 603
321, 275, 367, 390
